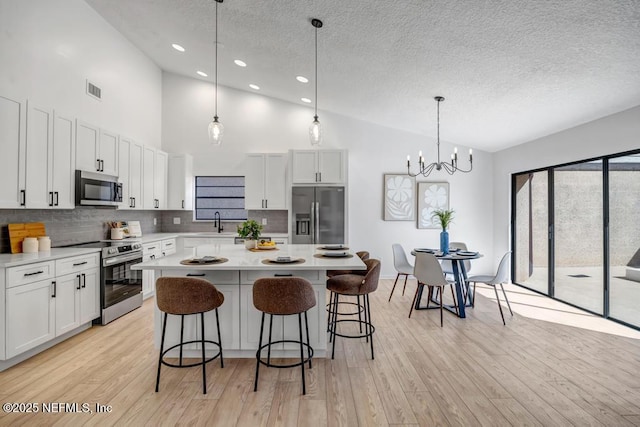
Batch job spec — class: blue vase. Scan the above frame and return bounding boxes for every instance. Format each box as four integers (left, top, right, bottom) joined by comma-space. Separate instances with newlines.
440, 230, 449, 254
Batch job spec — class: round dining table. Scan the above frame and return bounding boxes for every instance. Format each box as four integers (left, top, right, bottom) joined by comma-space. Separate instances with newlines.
410, 249, 483, 318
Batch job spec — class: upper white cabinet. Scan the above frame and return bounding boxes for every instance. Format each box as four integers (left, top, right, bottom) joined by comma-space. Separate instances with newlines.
245, 153, 287, 210
168, 154, 193, 210
75, 120, 118, 176
22, 102, 75, 209
118, 137, 144, 209
142, 146, 168, 209
0, 95, 26, 209
291, 149, 346, 184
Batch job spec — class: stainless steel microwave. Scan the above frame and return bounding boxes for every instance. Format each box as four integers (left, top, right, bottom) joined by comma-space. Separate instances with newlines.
75, 170, 123, 206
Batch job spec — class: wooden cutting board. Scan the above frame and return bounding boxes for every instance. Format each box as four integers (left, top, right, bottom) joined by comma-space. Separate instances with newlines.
8, 222, 47, 254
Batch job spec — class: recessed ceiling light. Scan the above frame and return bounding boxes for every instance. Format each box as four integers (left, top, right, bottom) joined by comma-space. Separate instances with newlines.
234, 59, 247, 67
296, 76, 309, 83
197, 71, 208, 77
249, 84, 260, 90
172, 43, 185, 52
301, 97, 311, 103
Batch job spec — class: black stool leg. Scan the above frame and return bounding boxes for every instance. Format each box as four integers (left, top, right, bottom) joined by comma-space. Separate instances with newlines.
179, 314, 185, 366
366, 294, 374, 360
359, 295, 365, 340
304, 311, 312, 368
331, 293, 340, 359
201, 312, 207, 394
215, 308, 224, 368
267, 314, 274, 365
254, 312, 266, 392
298, 313, 306, 395
328, 292, 336, 343
155, 312, 168, 392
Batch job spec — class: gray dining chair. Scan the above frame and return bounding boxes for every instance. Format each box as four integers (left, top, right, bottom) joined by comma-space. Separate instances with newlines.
441, 241, 472, 277
466, 251, 513, 325
388, 244, 414, 302
409, 252, 458, 326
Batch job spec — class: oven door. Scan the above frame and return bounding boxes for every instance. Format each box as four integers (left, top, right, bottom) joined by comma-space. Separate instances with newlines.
102, 252, 143, 308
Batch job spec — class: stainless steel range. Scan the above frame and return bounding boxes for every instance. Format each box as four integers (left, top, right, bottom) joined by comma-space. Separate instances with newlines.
62, 240, 143, 324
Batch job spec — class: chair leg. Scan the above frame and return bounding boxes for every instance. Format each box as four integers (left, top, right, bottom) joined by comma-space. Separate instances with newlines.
267, 314, 274, 365
179, 314, 185, 366
254, 312, 266, 392
200, 312, 207, 394
402, 274, 408, 296
500, 283, 513, 316
388, 273, 400, 301
409, 284, 421, 318
304, 311, 312, 369
426, 286, 432, 309
366, 294, 374, 360
358, 295, 364, 339
438, 287, 444, 327
472, 281, 477, 307
450, 285, 459, 317
493, 285, 506, 325
215, 308, 224, 368
331, 294, 340, 359
298, 313, 306, 395
328, 292, 336, 343
155, 312, 168, 392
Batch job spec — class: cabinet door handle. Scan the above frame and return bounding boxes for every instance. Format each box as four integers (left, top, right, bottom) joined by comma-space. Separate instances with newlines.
186, 273, 205, 277
52, 281, 56, 298
182, 200, 185, 209
132, 197, 136, 208
49, 191, 54, 206
20, 190, 26, 206
162, 252, 166, 257
24, 270, 44, 277
274, 273, 293, 277
318, 172, 322, 182
150, 254, 155, 259
76, 274, 81, 290
96, 159, 101, 171
81, 273, 86, 288
265, 199, 268, 209
100, 159, 105, 172
73, 261, 88, 267
54, 191, 59, 206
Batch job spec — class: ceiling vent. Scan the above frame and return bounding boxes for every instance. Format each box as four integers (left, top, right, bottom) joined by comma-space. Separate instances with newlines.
86, 80, 102, 100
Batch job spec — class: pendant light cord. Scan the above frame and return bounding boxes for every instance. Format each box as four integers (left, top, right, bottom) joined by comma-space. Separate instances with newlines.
314, 23, 318, 119
214, 0, 219, 118
436, 97, 440, 164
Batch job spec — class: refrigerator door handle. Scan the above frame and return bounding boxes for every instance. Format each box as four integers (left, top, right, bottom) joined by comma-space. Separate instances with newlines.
315, 202, 320, 243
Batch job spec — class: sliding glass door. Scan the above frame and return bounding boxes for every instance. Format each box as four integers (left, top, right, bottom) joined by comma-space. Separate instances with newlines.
608, 154, 640, 325
512, 150, 640, 329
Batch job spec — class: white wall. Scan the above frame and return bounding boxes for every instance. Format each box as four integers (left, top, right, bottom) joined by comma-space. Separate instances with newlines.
492, 105, 640, 262
0, 0, 162, 147
162, 72, 495, 277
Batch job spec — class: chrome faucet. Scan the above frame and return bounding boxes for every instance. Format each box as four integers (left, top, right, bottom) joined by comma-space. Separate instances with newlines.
213, 211, 223, 233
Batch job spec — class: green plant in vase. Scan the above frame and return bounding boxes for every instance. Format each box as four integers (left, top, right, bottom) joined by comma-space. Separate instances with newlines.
432, 209, 455, 254
237, 219, 263, 249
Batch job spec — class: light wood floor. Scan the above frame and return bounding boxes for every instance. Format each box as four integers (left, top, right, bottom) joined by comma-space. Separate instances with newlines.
1, 278, 640, 426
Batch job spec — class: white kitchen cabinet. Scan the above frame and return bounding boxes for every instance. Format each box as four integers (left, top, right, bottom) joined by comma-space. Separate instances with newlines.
55, 273, 81, 336
245, 153, 287, 210
118, 137, 144, 209
291, 149, 346, 184
142, 147, 167, 210
6, 279, 55, 359
168, 154, 193, 210
25, 105, 75, 209
55, 253, 100, 329
141, 238, 175, 299
78, 268, 100, 324
75, 120, 118, 176
282, 286, 325, 351
240, 284, 284, 350
0, 95, 26, 209
161, 239, 176, 257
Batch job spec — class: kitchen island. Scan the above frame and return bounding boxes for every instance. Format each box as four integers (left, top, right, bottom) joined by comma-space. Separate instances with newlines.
132, 244, 366, 358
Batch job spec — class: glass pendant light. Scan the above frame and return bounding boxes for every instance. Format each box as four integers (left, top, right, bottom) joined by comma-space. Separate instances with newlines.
208, 0, 224, 145
309, 18, 323, 146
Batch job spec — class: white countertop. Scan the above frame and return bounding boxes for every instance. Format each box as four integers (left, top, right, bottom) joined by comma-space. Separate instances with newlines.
0, 247, 102, 268
178, 232, 289, 238
132, 244, 365, 271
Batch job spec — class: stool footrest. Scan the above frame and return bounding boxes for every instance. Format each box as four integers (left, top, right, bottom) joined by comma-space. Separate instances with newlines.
256, 340, 314, 368
325, 300, 364, 316
329, 319, 375, 340
161, 340, 222, 368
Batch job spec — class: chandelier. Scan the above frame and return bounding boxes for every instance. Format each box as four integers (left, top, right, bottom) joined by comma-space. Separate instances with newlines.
407, 96, 473, 177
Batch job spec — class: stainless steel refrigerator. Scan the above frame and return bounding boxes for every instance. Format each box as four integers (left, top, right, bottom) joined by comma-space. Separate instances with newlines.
292, 186, 345, 244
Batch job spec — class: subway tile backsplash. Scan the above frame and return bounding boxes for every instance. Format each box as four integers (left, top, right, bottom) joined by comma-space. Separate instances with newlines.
0, 208, 288, 253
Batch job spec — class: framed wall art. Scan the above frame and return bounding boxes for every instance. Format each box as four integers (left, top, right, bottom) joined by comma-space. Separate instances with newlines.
417, 182, 449, 229
383, 174, 416, 221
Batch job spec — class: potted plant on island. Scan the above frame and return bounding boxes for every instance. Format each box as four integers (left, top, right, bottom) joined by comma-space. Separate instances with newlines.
237, 219, 263, 249
432, 209, 455, 254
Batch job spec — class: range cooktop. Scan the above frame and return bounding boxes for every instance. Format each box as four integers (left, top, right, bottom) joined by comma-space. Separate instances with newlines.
57, 240, 142, 258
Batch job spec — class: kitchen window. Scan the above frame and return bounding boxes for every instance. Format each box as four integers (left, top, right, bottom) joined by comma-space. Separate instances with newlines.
194, 176, 248, 221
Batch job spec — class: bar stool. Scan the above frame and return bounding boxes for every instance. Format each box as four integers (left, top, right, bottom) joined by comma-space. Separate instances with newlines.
327, 258, 381, 360
155, 277, 224, 394
326, 251, 370, 334
253, 277, 317, 395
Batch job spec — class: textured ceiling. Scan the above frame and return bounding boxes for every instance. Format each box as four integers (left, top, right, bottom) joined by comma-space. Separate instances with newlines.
85, 0, 640, 152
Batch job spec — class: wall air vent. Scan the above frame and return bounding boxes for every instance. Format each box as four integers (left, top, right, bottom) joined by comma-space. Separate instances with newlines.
86, 80, 102, 100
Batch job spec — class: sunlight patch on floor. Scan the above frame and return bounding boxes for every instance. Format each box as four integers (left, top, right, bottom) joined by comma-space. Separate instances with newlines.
474, 282, 640, 340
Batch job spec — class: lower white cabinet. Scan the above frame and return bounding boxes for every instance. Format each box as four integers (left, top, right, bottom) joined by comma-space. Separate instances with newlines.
3, 253, 100, 360
142, 238, 177, 299
6, 279, 56, 359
